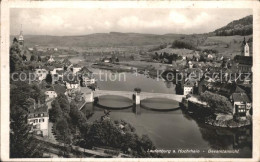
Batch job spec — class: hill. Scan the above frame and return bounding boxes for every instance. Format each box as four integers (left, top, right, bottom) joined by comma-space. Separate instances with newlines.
214, 15, 252, 36
11, 32, 185, 49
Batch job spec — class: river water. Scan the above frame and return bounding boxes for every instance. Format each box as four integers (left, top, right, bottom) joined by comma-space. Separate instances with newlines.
80, 68, 252, 158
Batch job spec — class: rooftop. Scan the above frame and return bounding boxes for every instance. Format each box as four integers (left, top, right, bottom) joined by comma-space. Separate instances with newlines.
231, 92, 251, 103
28, 105, 48, 118
53, 84, 66, 94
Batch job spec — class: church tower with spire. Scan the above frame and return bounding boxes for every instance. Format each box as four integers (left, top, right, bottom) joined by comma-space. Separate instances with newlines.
18, 24, 24, 47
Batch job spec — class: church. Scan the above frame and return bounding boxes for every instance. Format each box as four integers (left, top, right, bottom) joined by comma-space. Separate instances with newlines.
18, 24, 24, 47
242, 37, 250, 57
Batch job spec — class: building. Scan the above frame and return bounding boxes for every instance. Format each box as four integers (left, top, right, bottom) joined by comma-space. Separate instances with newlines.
82, 75, 96, 86
244, 43, 250, 56
35, 68, 48, 81
188, 61, 193, 68
18, 25, 24, 47
230, 92, 251, 120
28, 106, 49, 137
183, 80, 195, 95
72, 64, 82, 74
48, 55, 55, 63
51, 64, 64, 75
65, 80, 80, 90
44, 86, 57, 101
233, 55, 252, 73
60, 58, 72, 70
64, 74, 80, 90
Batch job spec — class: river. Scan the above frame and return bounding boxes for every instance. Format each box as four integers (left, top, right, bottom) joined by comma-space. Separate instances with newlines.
80, 67, 252, 158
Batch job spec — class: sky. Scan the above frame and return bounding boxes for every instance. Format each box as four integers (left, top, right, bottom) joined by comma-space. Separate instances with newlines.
10, 8, 252, 36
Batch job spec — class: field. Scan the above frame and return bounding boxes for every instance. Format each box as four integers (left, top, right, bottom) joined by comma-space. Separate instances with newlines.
151, 35, 253, 58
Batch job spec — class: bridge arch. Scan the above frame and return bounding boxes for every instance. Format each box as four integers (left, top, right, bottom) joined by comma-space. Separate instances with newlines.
83, 90, 184, 106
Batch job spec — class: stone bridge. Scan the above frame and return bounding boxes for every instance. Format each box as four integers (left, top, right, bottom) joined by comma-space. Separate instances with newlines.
80, 89, 183, 108
94, 90, 184, 102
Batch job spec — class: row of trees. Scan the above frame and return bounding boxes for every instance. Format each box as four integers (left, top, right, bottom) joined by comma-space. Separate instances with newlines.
171, 40, 196, 50
152, 52, 181, 64
49, 93, 88, 144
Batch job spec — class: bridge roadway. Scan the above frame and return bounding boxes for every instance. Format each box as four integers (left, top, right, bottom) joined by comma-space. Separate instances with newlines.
93, 90, 184, 102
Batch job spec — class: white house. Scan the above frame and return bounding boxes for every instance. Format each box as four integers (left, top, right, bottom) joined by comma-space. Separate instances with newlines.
48, 55, 55, 63
207, 54, 213, 60
28, 106, 49, 137
65, 80, 80, 90
35, 68, 48, 81
184, 80, 195, 95
72, 65, 82, 74
244, 43, 250, 56
82, 76, 96, 86
188, 61, 193, 69
64, 74, 80, 90
230, 92, 251, 120
45, 86, 57, 101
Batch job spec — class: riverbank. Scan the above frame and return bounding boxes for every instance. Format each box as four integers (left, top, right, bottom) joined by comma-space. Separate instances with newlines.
205, 115, 252, 128
181, 97, 252, 128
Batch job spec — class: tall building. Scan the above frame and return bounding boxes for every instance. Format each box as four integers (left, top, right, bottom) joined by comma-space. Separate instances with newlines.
244, 43, 250, 56
18, 24, 24, 47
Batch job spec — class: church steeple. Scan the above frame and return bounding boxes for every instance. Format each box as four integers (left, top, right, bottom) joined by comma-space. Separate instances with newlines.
18, 24, 24, 46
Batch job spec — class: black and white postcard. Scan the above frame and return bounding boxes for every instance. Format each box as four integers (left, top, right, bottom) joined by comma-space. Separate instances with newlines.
1, 1, 260, 161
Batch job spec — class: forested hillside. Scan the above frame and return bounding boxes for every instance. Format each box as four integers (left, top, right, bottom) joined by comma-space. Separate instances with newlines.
214, 15, 252, 36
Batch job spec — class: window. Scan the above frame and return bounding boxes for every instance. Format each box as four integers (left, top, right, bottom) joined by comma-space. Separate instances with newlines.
41, 113, 43, 117
42, 119, 44, 122
35, 119, 38, 123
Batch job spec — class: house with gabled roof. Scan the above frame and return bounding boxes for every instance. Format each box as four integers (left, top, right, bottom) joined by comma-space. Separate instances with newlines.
230, 86, 251, 120
230, 92, 251, 120
183, 79, 196, 95
44, 86, 57, 101
35, 68, 48, 81
28, 105, 49, 137
63, 73, 80, 90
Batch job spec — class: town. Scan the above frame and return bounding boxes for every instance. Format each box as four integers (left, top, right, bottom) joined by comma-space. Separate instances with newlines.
9, 13, 253, 158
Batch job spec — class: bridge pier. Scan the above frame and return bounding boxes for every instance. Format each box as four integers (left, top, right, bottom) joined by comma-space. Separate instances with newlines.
133, 89, 141, 114
90, 90, 94, 102
135, 91, 141, 105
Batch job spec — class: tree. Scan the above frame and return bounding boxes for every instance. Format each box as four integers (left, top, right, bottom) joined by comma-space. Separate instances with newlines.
49, 99, 62, 122
22, 55, 27, 61
10, 41, 23, 73
57, 94, 70, 114
10, 107, 43, 158
199, 91, 233, 114
69, 103, 87, 128
38, 55, 42, 62
56, 118, 71, 144
31, 83, 45, 103
13, 37, 18, 43
78, 119, 160, 157
30, 55, 36, 62
46, 72, 52, 84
